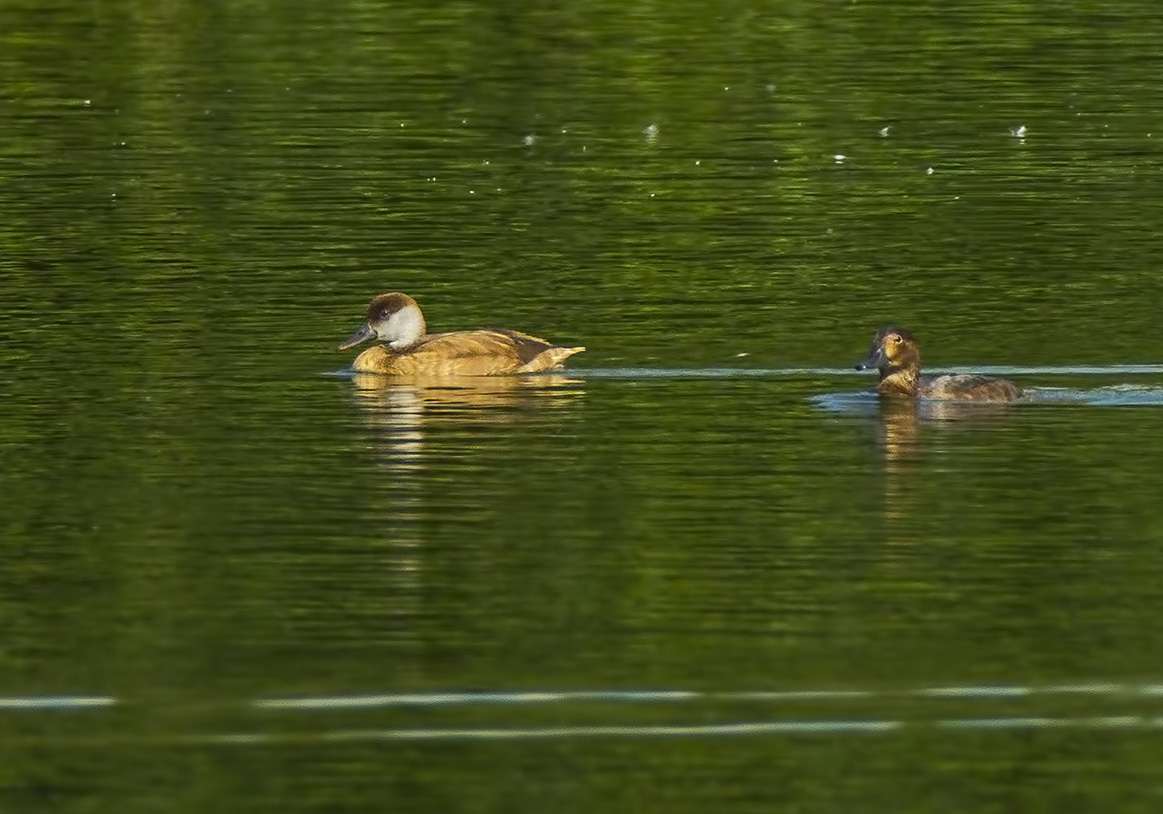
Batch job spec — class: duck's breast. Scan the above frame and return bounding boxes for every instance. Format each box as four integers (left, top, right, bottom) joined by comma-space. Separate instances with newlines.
351, 344, 397, 374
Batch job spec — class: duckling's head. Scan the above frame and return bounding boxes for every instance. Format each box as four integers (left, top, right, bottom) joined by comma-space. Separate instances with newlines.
338, 293, 427, 351
855, 325, 919, 374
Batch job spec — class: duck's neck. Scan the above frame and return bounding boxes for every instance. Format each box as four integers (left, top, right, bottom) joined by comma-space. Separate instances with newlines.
384, 304, 426, 349
877, 364, 921, 397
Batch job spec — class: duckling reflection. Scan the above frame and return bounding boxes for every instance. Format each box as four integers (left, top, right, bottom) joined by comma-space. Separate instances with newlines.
873, 396, 1016, 467
871, 389, 1018, 533
875, 397, 921, 468
856, 326, 1024, 401
339, 293, 585, 376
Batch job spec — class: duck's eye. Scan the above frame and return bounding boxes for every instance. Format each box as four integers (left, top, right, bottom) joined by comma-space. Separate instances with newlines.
889, 335, 902, 344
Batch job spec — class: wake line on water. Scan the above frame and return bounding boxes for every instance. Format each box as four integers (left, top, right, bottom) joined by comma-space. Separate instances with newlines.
7, 683, 1163, 744
580, 365, 1163, 379
253, 680, 1163, 709
815, 384, 1163, 410
327, 365, 1163, 381
1, 716, 1161, 747
7, 680, 1162, 711
200, 715, 1163, 743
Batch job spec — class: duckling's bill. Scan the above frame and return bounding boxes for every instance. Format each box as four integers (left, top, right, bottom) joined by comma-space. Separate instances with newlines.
855, 345, 887, 371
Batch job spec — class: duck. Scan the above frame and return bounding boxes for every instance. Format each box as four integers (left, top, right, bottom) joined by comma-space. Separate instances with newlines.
855, 325, 1024, 401
338, 293, 585, 376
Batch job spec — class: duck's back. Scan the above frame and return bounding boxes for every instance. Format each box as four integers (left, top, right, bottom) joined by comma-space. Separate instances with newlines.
921, 373, 1024, 401
353, 329, 585, 375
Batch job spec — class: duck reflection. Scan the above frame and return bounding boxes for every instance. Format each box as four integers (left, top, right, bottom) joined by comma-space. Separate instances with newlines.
350, 373, 584, 437
346, 373, 585, 500
343, 374, 585, 629
347, 373, 585, 502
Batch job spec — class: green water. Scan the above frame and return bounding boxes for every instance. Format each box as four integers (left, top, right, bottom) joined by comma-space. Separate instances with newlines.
4, 0, 1163, 810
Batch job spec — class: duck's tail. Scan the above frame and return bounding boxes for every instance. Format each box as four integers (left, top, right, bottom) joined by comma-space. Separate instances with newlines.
518, 346, 585, 373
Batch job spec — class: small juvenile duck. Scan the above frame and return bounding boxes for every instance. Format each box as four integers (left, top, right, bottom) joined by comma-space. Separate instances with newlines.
855, 325, 1024, 401
338, 293, 585, 375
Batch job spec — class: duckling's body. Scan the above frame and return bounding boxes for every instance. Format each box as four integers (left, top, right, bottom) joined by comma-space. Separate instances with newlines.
856, 326, 1023, 401
339, 293, 584, 376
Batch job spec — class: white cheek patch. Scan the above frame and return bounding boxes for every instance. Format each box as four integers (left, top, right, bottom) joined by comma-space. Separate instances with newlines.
383, 307, 425, 349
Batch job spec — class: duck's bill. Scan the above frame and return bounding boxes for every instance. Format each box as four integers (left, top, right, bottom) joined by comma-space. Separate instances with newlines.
854, 347, 886, 371
338, 323, 375, 351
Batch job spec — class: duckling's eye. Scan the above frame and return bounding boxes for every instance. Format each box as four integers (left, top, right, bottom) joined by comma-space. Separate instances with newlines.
889, 335, 902, 344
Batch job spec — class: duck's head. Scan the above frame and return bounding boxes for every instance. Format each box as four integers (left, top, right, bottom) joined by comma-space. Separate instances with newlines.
338, 293, 427, 351
855, 325, 919, 373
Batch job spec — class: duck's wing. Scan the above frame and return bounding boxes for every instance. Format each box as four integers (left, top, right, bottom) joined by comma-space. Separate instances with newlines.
399, 330, 583, 375
409, 330, 541, 361
487, 329, 586, 371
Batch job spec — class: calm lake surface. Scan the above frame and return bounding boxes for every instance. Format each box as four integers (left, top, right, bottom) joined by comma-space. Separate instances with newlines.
4, 0, 1163, 809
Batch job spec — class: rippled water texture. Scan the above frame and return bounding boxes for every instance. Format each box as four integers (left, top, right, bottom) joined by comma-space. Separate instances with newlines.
4, 0, 1163, 810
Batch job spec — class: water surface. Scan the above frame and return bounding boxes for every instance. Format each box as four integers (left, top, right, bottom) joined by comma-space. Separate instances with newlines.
4, 0, 1163, 810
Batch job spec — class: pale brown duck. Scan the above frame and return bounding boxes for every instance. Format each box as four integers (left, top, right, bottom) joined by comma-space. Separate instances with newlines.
338, 293, 585, 376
